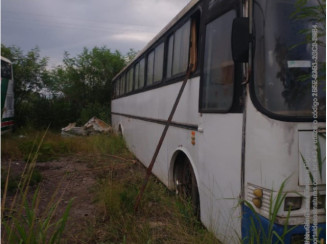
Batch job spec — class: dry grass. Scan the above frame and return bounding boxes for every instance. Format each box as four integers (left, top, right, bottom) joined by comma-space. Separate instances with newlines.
2, 130, 129, 162
2, 130, 72, 244
2, 130, 220, 243
91, 158, 219, 244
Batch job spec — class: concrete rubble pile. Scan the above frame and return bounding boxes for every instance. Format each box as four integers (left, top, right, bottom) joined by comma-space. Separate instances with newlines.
61, 116, 113, 136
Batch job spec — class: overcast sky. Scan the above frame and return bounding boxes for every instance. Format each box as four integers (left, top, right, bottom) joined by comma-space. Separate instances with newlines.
1, 0, 190, 67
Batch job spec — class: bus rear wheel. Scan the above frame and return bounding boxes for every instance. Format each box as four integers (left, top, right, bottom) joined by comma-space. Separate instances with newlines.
174, 156, 200, 218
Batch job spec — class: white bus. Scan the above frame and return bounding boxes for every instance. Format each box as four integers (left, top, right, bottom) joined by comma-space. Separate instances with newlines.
1, 56, 14, 134
111, 0, 326, 242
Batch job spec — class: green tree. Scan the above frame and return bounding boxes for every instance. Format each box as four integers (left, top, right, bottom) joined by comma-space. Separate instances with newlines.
58, 46, 125, 124
291, 0, 326, 89
1, 45, 126, 129
292, 0, 325, 47
1, 45, 51, 128
125, 48, 139, 64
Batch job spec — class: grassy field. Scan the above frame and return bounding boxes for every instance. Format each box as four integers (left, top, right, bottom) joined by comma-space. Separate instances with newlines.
1, 130, 220, 243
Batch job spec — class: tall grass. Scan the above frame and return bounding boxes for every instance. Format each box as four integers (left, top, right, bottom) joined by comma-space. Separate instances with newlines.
2, 130, 128, 162
241, 179, 298, 244
2, 130, 218, 243
1, 130, 73, 244
93, 159, 219, 244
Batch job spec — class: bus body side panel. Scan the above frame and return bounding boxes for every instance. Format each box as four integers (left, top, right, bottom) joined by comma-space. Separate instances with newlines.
196, 112, 243, 243
112, 77, 201, 125
112, 114, 169, 183
112, 77, 244, 242
111, 77, 201, 185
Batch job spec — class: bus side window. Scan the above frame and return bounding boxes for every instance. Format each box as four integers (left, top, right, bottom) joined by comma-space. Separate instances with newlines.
153, 42, 164, 83
121, 74, 126, 95
126, 70, 130, 93
147, 42, 164, 86
118, 77, 122, 96
189, 18, 198, 73
127, 68, 133, 93
113, 82, 116, 98
134, 58, 145, 90
117, 78, 120, 96
166, 20, 191, 78
139, 58, 145, 88
166, 35, 174, 78
118, 77, 121, 96
147, 50, 155, 86
135, 63, 139, 90
201, 10, 236, 111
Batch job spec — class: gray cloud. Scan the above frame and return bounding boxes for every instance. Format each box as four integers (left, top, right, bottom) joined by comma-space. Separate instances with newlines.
1, 0, 190, 67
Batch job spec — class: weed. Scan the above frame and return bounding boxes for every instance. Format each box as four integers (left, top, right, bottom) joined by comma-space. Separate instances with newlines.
93, 158, 220, 244
1, 130, 73, 244
241, 179, 298, 244
2, 129, 128, 163
2, 129, 219, 243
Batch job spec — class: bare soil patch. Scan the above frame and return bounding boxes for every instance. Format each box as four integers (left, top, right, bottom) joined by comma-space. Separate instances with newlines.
2, 133, 219, 244
2, 154, 135, 243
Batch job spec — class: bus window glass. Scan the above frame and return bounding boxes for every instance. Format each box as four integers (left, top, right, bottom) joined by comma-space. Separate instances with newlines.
121, 75, 126, 95
147, 51, 154, 86
201, 11, 236, 111
131, 67, 134, 91
139, 58, 145, 88
119, 78, 122, 96
253, 0, 326, 118
167, 35, 174, 78
1, 60, 11, 80
118, 78, 121, 96
135, 63, 139, 90
173, 20, 190, 75
126, 70, 130, 93
113, 81, 117, 97
128, 68, 133, 92
154, 43, 164, 83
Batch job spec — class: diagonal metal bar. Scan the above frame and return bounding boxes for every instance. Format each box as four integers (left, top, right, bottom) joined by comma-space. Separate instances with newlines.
134, 65, 193, 212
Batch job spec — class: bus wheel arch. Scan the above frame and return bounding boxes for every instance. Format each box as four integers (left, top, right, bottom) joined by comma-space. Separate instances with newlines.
169, 149, 200, 217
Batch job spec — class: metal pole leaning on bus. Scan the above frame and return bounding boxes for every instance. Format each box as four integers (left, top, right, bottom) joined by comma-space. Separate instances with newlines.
134, 64, 194, 212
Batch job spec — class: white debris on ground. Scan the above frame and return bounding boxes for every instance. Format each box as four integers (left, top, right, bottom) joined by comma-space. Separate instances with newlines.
61, 117, 113, 136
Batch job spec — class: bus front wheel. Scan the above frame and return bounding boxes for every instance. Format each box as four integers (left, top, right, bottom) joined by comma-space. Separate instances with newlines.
174, 155, 200, 218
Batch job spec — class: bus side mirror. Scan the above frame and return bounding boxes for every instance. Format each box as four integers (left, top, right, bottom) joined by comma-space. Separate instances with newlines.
231, 17, 249, 63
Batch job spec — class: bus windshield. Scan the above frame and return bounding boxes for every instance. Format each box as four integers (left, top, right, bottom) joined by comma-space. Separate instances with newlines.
253, 0, 326, 119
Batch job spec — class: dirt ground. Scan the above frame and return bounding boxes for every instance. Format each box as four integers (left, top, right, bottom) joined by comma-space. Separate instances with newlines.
2, 154, 126, 243
2, 146, 219, 243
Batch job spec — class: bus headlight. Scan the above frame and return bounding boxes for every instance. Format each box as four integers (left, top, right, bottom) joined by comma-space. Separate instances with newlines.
252, 198, 262, 208
253, 188, 263, 198
252, 188, 263, 208
284, 197, 302, 211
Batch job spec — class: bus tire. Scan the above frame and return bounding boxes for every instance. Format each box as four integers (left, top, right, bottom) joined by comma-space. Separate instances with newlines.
174, 155, 200, 218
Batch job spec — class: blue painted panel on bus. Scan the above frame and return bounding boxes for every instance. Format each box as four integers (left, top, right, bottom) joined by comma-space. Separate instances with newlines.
241, 204, 326, 244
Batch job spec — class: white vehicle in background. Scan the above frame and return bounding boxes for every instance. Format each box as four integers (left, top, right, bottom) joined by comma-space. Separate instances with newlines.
1, 56, 14, 134
111, 0, 326, 243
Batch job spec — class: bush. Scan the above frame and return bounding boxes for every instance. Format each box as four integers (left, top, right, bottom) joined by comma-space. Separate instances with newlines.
78, 102, 111, 125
